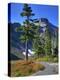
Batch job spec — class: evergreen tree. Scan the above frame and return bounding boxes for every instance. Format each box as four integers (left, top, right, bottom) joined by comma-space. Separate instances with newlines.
16, 4, 35, 61
44, 25, 51, 56
32, 21, 45, 58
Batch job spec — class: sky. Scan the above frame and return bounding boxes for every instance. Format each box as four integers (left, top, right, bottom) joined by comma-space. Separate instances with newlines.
8, 3, 58, 26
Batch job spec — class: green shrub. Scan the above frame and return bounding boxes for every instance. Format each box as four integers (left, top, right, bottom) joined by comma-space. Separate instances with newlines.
53, 57, 58, 62
15, 71, 21, 77
35, 56, 58, 63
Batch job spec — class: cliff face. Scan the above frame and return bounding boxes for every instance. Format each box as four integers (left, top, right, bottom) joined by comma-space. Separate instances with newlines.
39, 18, 58, 48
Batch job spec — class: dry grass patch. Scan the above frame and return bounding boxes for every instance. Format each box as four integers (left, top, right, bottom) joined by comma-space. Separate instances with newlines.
10, 60, 45, 77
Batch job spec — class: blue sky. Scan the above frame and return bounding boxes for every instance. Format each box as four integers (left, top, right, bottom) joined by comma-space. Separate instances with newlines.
8, 3, 58, 26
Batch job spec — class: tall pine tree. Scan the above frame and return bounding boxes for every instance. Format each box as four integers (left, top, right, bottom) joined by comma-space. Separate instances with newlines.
16, 4, 35, 61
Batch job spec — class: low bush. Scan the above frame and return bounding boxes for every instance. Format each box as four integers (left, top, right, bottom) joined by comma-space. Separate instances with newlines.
10, 60, 45, 77
35, 56, 58, 63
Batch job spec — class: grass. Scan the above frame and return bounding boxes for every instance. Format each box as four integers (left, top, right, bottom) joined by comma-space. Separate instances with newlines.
10, 60, 45, 77
35, 55, 58, 63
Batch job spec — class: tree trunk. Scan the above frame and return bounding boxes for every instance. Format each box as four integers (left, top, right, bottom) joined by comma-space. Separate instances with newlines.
25, 16, 29, 61
25, 40, 28, 61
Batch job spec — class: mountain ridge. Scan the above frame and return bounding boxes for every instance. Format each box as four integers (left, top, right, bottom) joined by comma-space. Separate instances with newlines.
8, 18, 58, 60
